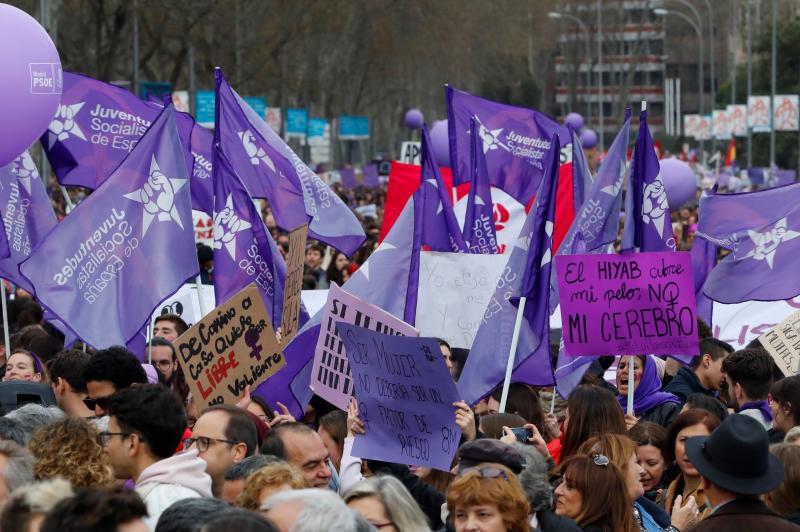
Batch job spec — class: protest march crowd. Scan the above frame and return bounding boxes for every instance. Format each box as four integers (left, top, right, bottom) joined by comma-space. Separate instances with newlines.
2, 3, 800, 532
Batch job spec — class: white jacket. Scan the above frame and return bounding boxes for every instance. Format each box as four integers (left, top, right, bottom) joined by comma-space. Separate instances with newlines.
135, 449, 213, 530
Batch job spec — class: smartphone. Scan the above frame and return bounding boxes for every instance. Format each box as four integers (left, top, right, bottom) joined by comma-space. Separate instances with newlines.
510, 427, 533, 443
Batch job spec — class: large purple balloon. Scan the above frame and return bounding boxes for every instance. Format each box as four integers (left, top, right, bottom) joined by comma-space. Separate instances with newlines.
565, 112, 584, 131
430, 120, 450, 167
660, 158, 697, 208
404, 108, 424, 130
0, 4, 62, 166
580, 129, 598, 149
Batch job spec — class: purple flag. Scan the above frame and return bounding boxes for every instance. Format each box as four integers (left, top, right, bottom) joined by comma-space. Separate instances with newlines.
446, 85, 568, 204
41, 73, 198, 198
339, 168, 358, 190
0, 152, 58, 292
403, 126, 469, 324
691, 191, 716, 323
212, 148, 286, 330
457, 136, 561, 405
696, 182, 800, 303
362, 164, 380, 188
22, 105, 199, 348
188, 123, 214, 215
570, 126, 592, 212
463, 119, 498, 254
215, 69, 365, 255
257, 198, 418, 418
621, 110, 676, 253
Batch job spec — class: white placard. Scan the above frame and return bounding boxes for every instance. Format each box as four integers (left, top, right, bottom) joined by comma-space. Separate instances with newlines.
773, 95, 799, 131
712, 296, 800, 350
748, 96, 771, 132
192, 210, 213, 247
727, 104, 748, 136
399, 141, 421, 165
415, 251, 509, 349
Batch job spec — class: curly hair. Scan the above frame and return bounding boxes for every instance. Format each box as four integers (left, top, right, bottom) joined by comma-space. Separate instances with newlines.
235, 462, 307, 511
28, 418, 114, 488
446, 463, 531, 532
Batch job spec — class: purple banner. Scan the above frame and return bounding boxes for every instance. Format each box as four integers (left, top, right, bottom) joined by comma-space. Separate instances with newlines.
337, 323, 461, 471
556, 252, 699, 357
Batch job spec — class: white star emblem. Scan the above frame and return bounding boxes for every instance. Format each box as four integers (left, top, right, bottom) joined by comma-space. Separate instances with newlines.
11, 152, 39, 195
238, 130, 276, 171
356, 242, 396, 281
642, 173, 669, 238
212, 194, 252, 260
475, 195, 486, 206
472, 115, 511, 154
743, 217, 800, 269
601, 161, 628, 197
47, 102, 86, 146
123, 157, 187, 238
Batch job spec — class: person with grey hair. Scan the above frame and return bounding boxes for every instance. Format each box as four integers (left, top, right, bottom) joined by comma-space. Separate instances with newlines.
261, 488, 358, 532
199, 510, 279, 532
0, 417, 25, 447
155, 497, 240, 532
5, 404, 65, 445
222, 454, 283, 504
510, 442, 581, 532
786, 426, 800, 445
0, 440, 34, 504
344, 475, 430, 532
0, 478, 74, 532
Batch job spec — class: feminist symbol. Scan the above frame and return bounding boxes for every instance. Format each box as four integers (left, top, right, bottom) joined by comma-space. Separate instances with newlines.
244, 328, 262, 361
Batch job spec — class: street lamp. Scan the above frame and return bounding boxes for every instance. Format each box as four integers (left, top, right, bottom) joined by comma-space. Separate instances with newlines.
654, 7, 705, 163
548, 11, 593, 124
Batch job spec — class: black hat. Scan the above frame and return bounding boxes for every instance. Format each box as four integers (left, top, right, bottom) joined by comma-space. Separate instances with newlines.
457, 439, 525, 474
684, 413, 784, 495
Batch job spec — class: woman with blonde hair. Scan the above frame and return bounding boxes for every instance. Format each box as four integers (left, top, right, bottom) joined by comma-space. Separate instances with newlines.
765, 443, 800, 524
447, 463, 531, 532
236, 462, 307, 512
344, 475, 430, 532
28, 417, 114, 488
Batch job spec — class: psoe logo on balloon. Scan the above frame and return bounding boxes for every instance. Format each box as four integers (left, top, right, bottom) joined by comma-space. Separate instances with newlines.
28, 63, 62, 95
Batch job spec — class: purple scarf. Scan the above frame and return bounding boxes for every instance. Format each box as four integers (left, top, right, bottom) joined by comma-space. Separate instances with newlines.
617, 355, 680, 415
739, 400, 774, 421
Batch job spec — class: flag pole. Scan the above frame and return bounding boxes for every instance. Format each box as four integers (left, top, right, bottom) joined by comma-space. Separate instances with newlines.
147, 322, 153, 364
0, 281, 10, 355
195, 275, 208, 317
627, 356, 635, 416
549, 387, 556, 414
498, 296, 526, 413
59, 185, 75, 213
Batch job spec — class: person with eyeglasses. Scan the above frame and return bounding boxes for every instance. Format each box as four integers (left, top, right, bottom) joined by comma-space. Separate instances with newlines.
186, 404, 258, 498
82, 347, 148, 417
102, 384, 212, 529
147, 337, 178, 384
445, 463, 531, 532
344, 475, 430, 532
554, 453, 638, 532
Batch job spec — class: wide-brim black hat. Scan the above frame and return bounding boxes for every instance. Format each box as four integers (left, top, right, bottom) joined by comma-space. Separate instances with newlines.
685, 413, 784, 495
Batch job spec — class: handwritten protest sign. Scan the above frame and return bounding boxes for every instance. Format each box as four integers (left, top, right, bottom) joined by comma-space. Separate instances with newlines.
556, 252, 698, 357
280, 224, 308, 345
759, 309, 800, 376
311, 283, 418, 410
338, 323, 461, 471
174, 284, 285, 410
415, 252, 509, 348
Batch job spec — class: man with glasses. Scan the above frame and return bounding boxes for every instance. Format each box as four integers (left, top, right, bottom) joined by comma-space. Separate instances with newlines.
148, 337, 178, 385
102, 384, 212, 529
82, 347, 147, 417
186, 404, 257, 498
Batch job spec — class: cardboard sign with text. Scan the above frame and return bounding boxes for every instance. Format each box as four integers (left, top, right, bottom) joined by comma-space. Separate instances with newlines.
759, 309, 800, 376
174, 284, 285, 410
338, 323, 461, 471
280, 225, 308, 345
556, 252, 699, 357
310, 283, 418, 410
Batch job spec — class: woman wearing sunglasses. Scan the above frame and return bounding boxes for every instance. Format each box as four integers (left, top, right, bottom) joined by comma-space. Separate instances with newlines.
446, 463, 531, 532
554, 453, 637, 532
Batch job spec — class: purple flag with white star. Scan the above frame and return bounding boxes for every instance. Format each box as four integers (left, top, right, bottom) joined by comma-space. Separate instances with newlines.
622, 110, 676, 253
0, 152, 58, 292
21, 105, 199, 348
697, 182, 800, 303
257, 198, 418, 417
215, 69, 365, 255
40, 73, 205, 207
446, 85, 569, 204
457, 135, 561, 405
212, 147, 286, 330
463, 119, 498, 254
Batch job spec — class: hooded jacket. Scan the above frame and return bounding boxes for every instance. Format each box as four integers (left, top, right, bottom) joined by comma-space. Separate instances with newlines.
135, 448, 213, 530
